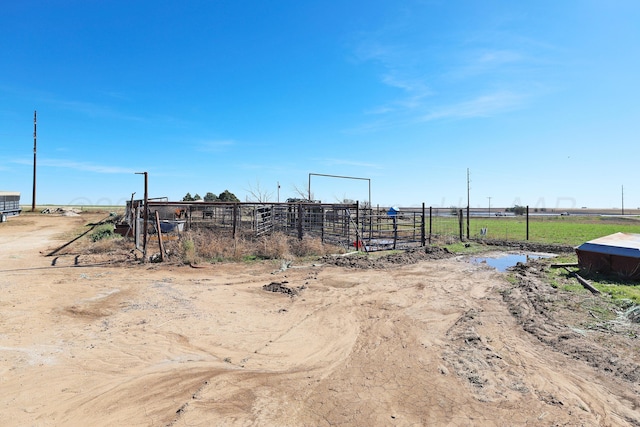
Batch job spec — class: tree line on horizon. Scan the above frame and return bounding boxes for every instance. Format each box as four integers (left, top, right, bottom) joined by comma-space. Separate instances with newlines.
182, 190, 240, 203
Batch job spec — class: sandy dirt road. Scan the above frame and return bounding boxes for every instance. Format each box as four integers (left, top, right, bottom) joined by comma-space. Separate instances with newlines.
0, 213, 638, 426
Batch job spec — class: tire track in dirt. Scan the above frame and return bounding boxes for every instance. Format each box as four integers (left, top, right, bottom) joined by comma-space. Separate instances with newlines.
2, 215, 639, 426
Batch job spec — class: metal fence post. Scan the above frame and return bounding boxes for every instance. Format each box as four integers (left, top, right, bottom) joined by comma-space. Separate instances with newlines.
232, 204, 238, 239
429, 206, 433, 245
356, 202, 360, 249
526, 205, 529, 241
420, 203, 425, 246
297, 204, 303, 240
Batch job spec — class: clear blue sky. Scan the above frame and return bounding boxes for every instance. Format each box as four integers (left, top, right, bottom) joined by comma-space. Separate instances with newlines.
1, 1, 639, 209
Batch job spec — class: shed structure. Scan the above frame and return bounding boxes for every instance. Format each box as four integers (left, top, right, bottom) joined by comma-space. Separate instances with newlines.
575, 232, 640, 280
0, 191, 22, 219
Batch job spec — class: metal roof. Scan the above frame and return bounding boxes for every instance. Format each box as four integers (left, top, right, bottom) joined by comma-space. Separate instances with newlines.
576, 232, 640, 259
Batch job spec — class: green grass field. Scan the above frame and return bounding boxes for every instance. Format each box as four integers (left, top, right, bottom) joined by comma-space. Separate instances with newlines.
430, 215, 640, 246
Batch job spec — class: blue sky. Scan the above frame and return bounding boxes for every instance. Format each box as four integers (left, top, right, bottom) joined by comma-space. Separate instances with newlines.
1, 1, 639, 209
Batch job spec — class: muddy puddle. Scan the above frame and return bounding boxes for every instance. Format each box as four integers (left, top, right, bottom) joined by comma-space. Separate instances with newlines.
470, 252, 555, 272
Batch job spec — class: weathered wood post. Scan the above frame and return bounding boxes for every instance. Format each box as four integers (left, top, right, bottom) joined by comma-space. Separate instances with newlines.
392, 211, 398, 250
297, 203, 303, 240
232, 203, 238, 239
154, 211, 165, 262
321, 206, 325, 243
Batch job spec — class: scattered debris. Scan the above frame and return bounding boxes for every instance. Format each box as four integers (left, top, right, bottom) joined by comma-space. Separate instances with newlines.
559, 266, 601, 295
272, 260, 292, 274
505, 261, 640, 384
320, 246, 454, 269
626, 306, 640, 323
262, 281, 300, 296
41, 207, 81, 216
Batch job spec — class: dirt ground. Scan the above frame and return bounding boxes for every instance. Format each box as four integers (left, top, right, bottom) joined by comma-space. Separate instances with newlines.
1, 213, 638, 426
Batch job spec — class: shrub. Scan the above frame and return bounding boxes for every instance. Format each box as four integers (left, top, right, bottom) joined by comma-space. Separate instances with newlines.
256, 232, 291, 260
90, 224, 117, 242
290, 236, 328, 257
85, 234, 127, 254
181, 234, 197, 264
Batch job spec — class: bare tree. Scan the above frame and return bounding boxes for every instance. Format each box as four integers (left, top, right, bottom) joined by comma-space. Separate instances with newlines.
245, 181, 274, 203
291, 183, 314, 202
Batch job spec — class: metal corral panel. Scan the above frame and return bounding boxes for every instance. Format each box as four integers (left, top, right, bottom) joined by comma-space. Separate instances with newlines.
0, 191, 21, 217
576, 232, 640, 279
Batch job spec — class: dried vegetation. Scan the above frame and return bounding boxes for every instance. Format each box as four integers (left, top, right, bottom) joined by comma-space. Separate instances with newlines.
87, 229, 344, 264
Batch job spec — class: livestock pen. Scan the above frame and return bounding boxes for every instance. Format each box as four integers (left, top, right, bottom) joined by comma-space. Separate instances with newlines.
125, 200, 640, 253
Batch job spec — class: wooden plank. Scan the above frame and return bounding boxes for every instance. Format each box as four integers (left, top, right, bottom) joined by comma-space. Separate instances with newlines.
154, 211, 166, 262
550, 263, 580, 268
564, 267, 600, 294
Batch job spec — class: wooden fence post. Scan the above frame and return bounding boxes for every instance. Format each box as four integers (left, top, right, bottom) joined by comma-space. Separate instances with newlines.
393, 215, 398, 250
466, 205, 470, 240
154, 211, 165, 262
297, 204, 303, 240
321, 206, 325, 243
232, 204, 238, 239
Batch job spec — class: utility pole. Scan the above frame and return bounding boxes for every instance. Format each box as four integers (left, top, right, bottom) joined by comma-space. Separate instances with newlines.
32, 110, 37, 212
277, 181, 280, 203
622, 185, 624, 216
487, 196, 492, 217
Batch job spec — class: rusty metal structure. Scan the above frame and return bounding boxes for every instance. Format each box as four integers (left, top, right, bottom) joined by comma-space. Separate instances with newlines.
576, 232, 640, 280
145, 200, 360, 247
123, 200, 459, 252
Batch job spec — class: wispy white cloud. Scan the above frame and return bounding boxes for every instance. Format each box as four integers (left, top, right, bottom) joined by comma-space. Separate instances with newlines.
196, 140, 235, 152
12, 158, 135, 174
381, 74, 431, 97
52, 98, 145, 122
420, 91, 526, 121
348, 90, 528, 133
320, 158, 383, 169
373, 74, 433, 112
350, 16, 551, 132
0, 85, 148, 122
449, 49, 525, 79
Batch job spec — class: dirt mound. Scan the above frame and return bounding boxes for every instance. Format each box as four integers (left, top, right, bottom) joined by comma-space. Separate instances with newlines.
262, 281, 302, 296
320, 246, 454, 269
502, 260, 640, 387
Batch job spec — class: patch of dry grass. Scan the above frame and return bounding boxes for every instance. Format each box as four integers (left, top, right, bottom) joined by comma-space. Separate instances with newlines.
81, 235, 129, 254
65, 220, 134, 256
166, 229, 344, 264
256, 232, 292, 260
165, 229, 254, 263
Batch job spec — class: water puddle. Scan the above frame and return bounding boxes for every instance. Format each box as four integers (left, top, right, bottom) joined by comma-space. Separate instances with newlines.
470, 253, 554, 272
